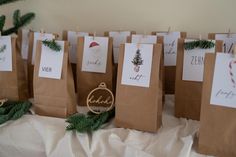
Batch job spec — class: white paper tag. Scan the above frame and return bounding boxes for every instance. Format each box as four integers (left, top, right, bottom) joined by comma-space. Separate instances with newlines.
81, 36, 109, 73
215, 34, 236, 53
68, 31, 89, 63
156, 32, 180, 66
210, 53, 236, 109
38, 41, 64, 79
182, 39, 215, 82
131, 34, 157, 44
21, 29, 30, 59
121, 43, 153, 88
0, 36, 12, 71
32, 32, 55, 65
109, 31, 131, 63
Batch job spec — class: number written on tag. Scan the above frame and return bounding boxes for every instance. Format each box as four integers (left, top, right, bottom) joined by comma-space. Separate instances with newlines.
38, 41, 64, 79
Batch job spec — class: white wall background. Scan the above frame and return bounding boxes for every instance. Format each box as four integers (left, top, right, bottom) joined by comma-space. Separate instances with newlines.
1, 0, 235, 38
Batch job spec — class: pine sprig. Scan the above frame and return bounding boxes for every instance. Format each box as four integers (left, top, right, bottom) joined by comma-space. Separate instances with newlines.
0, 15, 5, 31
0, 100, 32, 125
0, 45, 6, 53
66, 108, 115, 133
0, 0, 21, 5
1, 10, 35, 35
42, 39, 62, 52
184, 40, 215, 50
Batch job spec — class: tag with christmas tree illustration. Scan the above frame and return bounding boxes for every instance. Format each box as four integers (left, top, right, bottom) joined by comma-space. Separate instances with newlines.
68, 31, 89, 63
32, 32, 55, 64
156, 32, 180, 66
210, 53, 236, 108
121, 43, 153, 87
81, 36, 109, 73
0, 36, 12, 71
38, 40, 64, 79
215, 34, 236, 53
131, 34, 157, 44
182, 39, 215, 82
21, 29, 30, 59
132, 48, 143, 72
109, 31, 131, 63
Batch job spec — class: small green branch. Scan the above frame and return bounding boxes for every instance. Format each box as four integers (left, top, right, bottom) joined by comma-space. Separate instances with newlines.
66, 108, 115, 133
42, 39, 62, 52
184, 40, 215, 50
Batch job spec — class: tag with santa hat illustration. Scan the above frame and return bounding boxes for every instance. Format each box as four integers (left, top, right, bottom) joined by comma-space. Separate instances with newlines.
81, 36, 109, 73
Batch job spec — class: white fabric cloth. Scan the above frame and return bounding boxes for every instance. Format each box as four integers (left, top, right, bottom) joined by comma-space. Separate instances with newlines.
0, 95, 214, 157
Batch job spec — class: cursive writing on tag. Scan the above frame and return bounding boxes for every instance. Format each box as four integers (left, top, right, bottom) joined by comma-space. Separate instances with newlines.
130, 74, 145, 81
215, 89, 236, 99
88, 95, 113, 105
165, 40, 175, 54
87, 59, 101, 66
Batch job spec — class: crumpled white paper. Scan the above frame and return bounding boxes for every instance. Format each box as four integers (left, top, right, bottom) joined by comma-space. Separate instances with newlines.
0, 95, 214, 157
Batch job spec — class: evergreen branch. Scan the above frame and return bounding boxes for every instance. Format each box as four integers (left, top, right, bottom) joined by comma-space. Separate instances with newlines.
66, 108, 115, 133
0, 100, 32, 125
0, 45, 6, 53
13, 9, 20, 27
19, 12, 35, 26
42, 39, 62, 52
184, 40, 215, 50
0, 0, 21, 5
2, 11, 35, 35
0, 15, 6, 31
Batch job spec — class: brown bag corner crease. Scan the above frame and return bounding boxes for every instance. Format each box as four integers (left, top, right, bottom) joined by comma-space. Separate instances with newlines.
0, 36, 29, 101
175, 38, 223, 120
115, 43, 163, 132
33, 40, 77, 118
77, 36, 114, 106
197, 53, 236, 157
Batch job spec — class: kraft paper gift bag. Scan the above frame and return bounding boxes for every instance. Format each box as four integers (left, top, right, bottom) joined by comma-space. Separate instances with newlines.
175, 38, 222, 120
18, 29, 31, 86
33, 40, 77, 118
0, 36, 28, 100
77, 36, 113, 106
198, 52, 236, 157
62, 30, 89, 92
115, 43, 163, 132
209, 32, 236, 53
28, 31, 56, 97
104, 31, 136, 93
152, 31, 187, 94
127, 34, 165, 102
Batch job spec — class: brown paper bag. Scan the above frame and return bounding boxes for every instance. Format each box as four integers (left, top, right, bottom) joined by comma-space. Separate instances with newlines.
115, 43, 163, 132
0, 37, 29, 100
198, 53, 236, 157
28, 32, 56, 98
175, 39, 222, 120
33, 41, 77, 118
62, 30, 91, 93
77, 36, 113, 106
18, 29, 31, 88
104, 31, 136, 93
127, 35, 165, 102
152, 32, 187, 94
